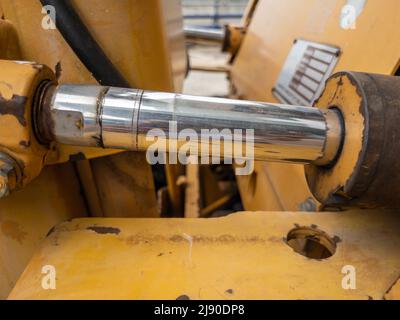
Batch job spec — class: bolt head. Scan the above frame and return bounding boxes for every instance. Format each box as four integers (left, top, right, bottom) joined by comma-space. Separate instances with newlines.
0, 173, 9, 198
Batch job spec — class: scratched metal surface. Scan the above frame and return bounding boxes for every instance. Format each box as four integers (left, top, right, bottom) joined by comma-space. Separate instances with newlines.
9, 209, 400, 299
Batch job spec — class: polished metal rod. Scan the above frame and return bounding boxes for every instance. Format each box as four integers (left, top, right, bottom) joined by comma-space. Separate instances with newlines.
38, 85, 343, 165
184, 26, 225, 43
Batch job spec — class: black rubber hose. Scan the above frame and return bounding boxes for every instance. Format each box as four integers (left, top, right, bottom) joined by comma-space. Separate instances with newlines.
40, 0, 130, 87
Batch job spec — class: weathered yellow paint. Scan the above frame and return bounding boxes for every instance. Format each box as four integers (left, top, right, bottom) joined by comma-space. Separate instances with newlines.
0, 26, 87, 300
8, 209, 400, 300
384, 277, 400, 300
0, 163, 86, 299
0, 60, 55, 187
306, 73, 364, 203
1, 0, 398, 302
231, 0, 400, 211
0, 1, 186, 298
0, 0, 186, 163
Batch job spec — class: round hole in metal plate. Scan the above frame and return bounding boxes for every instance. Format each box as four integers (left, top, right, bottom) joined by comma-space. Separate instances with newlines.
286, 226, 337, 260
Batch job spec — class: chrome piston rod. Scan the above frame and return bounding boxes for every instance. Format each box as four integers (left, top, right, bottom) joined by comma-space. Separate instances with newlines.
184, 26, 225, 43
37, 85, 343, 165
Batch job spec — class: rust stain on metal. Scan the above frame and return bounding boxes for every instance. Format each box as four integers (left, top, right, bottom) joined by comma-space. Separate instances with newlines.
0, 93, 27, 126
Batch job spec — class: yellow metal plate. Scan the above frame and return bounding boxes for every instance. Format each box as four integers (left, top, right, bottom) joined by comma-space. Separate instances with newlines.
9, 209, 400, 300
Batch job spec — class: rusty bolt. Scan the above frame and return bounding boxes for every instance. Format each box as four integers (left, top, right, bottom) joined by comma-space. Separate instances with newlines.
0, 172, 10, 198
0, 153, 19, 199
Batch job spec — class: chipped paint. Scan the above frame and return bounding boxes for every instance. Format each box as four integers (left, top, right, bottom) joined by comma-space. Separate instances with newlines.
0, 93, 27, 126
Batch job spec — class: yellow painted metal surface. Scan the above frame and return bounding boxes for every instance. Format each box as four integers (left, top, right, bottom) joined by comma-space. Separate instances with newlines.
231, 0, 400, 211
0, 163, 86, 299
306, 73, 365, 203
9, 209, 400, 300
90, 152, 158, 218
0, 19, 20, 59
0, 28, 86, 300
